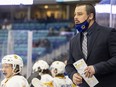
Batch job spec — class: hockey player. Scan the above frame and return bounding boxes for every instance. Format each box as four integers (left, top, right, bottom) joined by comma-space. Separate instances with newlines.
28, 60, 41, 87
0, 54, 29, 87
50, 61, 77, 87
30, 60, 53, 87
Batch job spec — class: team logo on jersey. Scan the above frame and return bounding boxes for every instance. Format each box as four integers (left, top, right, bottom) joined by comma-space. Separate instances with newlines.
14, 55, 18, 59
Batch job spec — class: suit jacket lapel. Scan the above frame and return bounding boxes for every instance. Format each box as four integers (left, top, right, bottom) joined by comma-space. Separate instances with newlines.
87, 24, 100, 59
76, 33, 84, 57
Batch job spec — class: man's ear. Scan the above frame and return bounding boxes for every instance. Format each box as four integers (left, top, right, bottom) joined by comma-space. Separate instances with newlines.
89, 13, 94, 20
54, 68, 57, 74
14, 65, 19, 73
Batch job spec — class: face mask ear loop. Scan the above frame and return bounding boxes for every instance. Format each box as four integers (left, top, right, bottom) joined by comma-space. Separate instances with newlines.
86, 15, 90, 22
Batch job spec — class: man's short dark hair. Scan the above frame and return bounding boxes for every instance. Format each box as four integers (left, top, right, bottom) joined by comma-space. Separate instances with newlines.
76, 3, 96, 20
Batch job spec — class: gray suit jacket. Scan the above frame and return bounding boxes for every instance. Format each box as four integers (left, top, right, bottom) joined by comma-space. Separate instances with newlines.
65, 22, 116, 87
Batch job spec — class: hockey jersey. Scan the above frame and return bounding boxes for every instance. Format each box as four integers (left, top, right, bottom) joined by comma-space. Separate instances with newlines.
0, 75, 29, 87
53, 75, 77, 87
40, 74, 54, 87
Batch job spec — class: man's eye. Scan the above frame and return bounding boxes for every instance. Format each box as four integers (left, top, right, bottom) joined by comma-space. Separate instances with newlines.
2, 66, 11, 68
78, 13, 82, 16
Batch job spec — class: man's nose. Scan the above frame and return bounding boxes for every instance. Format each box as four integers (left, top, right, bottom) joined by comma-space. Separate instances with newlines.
1, 67, 5, 71
74, 15, 78, 20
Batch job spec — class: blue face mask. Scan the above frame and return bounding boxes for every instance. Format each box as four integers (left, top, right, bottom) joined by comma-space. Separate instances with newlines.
75, 19, 89, 32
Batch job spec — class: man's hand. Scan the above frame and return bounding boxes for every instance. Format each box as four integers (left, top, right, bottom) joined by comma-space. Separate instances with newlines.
72, 73, 82, 85
84, 65, 95, 78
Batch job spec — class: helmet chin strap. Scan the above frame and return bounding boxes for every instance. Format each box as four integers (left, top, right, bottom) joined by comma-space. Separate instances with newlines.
12, 64, 22, 75
13, 69, 20, 75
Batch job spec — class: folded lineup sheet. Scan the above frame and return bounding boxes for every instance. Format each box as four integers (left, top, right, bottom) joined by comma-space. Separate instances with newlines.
73, 59, 99, 87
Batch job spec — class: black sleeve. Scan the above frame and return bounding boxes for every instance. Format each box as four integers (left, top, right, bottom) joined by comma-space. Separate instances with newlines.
94, 29, 116, 74
65, 40, 77, 80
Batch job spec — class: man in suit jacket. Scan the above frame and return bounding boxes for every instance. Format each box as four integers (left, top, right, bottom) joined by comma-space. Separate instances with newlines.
65, 3, 116, 87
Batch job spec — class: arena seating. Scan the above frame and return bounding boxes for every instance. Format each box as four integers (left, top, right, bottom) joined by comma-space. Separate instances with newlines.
0, 30, 70, 64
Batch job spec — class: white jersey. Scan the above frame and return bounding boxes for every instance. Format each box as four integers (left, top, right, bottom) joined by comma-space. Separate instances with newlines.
0, 75, 29, 87
40, 74, 54, 87
53, 76, 77, 87
65, 76, 79, 87
41, 74, 53, 83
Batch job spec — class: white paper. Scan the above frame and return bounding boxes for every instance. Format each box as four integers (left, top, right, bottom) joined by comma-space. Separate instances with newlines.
73, 59, 99, 87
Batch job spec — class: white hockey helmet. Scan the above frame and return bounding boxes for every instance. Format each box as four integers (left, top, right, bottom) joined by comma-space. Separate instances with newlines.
50, 61, 65, 75
2, 54, 23, 73
33, 60, 49, 72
